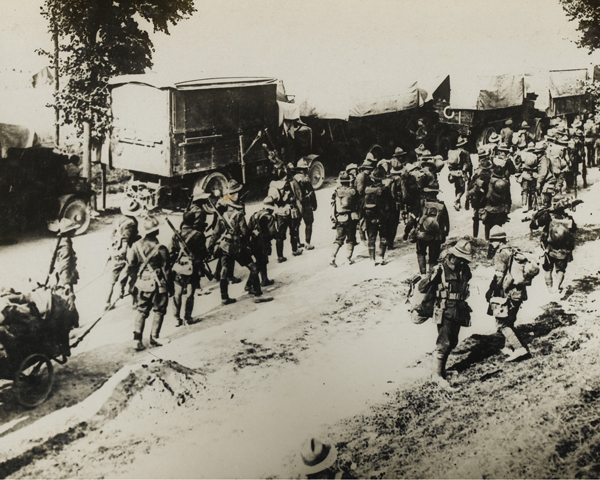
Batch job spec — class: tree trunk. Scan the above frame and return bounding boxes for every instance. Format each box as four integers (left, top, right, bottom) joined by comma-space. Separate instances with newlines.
82, 121, 92, 182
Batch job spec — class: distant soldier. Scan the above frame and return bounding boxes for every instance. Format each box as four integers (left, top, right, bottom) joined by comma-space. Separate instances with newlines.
482, 132, 501, 157
412, 180, 449, 274
268, 166, 303, 261
169, 211, 208, 327
409, 118, 429, 148
386, 158, 404, 249
247, 197, 278, 287
583, 115, 598, 167
345, 163, 359, 188
513, 121, 532, 150
485, 227, 539, 362
127, 216, 170, 351
363, 166, 394, 265
530, 196, 578, 294
482, 164, 511, 243
294, 158, 318, 251
568, 131, 587, 190
209, 180, 272, 305
547, 135, 570, 194
105, 199, 143, 309
330, 171, 359, 267
516, 144, 539, 212
535, 141, 557, 209
467, 148, 493, 238
446, 136, 473, 211
419, 239, 474, 391
500, 119, 515, 147
355, 154, 376, 243
53, 218, 80, 294
400, 162, 424, 240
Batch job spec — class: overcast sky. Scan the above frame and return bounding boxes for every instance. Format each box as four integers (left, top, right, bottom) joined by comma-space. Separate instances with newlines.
2, 0, 600, 96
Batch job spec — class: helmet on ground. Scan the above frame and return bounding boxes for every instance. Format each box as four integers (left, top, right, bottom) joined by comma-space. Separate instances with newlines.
489, 226, 507, 242
449, 239, 473, 262
297, 438, 338, 476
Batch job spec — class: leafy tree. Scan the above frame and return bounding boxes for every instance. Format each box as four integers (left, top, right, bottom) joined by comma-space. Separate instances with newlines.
561, 0, 600, 53
39, 0, 196, 153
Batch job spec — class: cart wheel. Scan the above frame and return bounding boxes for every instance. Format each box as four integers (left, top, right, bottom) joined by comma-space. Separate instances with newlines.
62, 198, 91, 235
14, 354, 54, 408
308, 160, 325, 190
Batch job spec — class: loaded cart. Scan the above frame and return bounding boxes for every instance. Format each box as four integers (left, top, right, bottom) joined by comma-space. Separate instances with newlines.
0, 286, 78, 407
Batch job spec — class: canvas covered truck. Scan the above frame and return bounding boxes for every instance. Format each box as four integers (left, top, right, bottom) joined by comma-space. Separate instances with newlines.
104, 75, 322, 210
435, 69, 591, 149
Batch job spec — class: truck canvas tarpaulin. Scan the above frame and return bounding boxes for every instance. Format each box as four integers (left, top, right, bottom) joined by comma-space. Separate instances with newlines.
449, 73, 525, 111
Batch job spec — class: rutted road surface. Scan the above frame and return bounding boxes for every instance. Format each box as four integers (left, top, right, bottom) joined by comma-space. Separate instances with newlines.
1, 168, 599, 478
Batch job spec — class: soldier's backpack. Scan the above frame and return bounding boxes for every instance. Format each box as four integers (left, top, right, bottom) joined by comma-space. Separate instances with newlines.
335, 186, 357, 213
548, 216, 575, 250
407, 275, 436, 324
486, 176, 510, 207
415, 200, 445, 241
250, 210, 278, 238
447, 149, 461, 169
172, 230, 198, 276
521, 151, 538, 170
364, 184, 385, 216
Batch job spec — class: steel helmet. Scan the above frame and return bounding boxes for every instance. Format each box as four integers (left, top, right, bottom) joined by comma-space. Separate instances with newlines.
449, 239, 473, 262
142, 216, 160, 236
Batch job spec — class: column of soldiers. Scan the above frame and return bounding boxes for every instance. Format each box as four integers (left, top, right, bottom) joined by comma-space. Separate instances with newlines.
104, 162, 317, 351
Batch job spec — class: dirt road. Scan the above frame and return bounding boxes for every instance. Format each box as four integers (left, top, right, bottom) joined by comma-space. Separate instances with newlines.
0, 167, 598, 478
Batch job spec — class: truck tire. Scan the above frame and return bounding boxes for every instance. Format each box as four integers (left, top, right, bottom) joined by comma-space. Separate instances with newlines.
61, 198, 91, 236
308, 160, 325, 190
477, 126, 496, 149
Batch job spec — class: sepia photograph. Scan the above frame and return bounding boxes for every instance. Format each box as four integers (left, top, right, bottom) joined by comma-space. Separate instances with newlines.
2, 0, 600, 478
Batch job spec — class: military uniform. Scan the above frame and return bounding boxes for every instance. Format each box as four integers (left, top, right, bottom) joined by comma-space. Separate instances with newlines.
170, 213, 208, 326
127, 216, 170, 350
268, 169, 303, 261
247, 199, 278, 287
363, 166, 394, 265
294, 159, 318, 250
105, 200, 142, 308
419, 240, 473, 390
467, 149, 493, 238
331, 171, 359, 266
446, 136, 472, 211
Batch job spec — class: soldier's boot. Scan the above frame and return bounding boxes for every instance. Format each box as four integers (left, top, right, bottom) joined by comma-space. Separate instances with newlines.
276, 240, 287, 263
368, 246, 377, 265
184, 296, 194, 325
220, 279, 236, 305
417, 255, 427, 275
150, 313, 164, 346
522, 192, 530, 211
431, 352, 458, 391
259, 266, 274, 287
544, 271, 554, 292
378, 244, 387, 265
331, 244, 342, 267
347, 244, 355, 265
555, 271, 565, 293
305, 225, 314, 250
133, 331, 145, 351
487, 243, 495, 259
473, 217, 479, 238
501, 327, 529, 362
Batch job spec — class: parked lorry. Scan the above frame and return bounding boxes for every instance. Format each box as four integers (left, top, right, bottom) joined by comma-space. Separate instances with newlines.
435, 69, 591, 149
104, 75, 325, 210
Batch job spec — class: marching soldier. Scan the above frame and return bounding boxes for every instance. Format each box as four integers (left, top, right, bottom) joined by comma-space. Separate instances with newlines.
169, 211, 208, 327
485, 227, 539, 362
419, 239, 474, 391
386, 159, 404, 249
345, 163, 358, 188
446, 136, 473, 211
330, 171, 359, 267
105, 199, 143, 310
412, 179, 449, 274
583, 115, 598, 167
530, 195, 578, 294
500, 119, 515, 147
209, 180, 273, 305
516, 144, 539, 212
127, 215, 170, 351
363, 166, 394, 266
247, 197, 278, 287
268, 166, 303, 262
294, 158, 318, 251
482, 163, 511, 243
535, 141, 557, 209
467, 148, 493, 238
355, 154, 376, 243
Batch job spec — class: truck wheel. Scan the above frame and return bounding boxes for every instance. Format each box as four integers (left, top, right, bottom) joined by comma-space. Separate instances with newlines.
62, 198, 91, 236
14, 354, 54, 408
477, 127, 496, 148
308, 160, 325, 190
